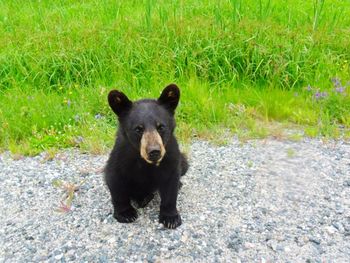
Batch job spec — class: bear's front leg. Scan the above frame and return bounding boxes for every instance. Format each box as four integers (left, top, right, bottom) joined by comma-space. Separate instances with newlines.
158, 174, 182, 229
106, 178, 138, 223
112, 196, 138, 223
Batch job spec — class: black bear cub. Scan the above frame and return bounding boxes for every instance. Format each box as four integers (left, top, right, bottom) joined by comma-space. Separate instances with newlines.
105, 84, 188, 229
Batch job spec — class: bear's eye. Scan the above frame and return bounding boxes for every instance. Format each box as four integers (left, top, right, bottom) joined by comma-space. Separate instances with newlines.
134, 125, 144, 134
157, 124, 165, 132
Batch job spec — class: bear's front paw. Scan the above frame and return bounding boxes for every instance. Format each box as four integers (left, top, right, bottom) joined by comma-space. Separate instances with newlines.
159, 213, 182, 229
114, 207, 138, 223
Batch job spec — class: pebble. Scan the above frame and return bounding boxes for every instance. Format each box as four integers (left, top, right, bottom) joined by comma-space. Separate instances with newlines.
284, 246, 291, 252
309, 237, 321, 245
107, 237, 117, 244
244, 242, 255, 249
54, 254, 63, 260
343, 180, 350, 187
325, 226, 337, 235
267, 240, 278, 251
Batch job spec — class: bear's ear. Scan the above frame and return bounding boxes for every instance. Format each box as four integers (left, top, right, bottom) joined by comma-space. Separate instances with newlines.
108, 90, 132, 116
158, 84, 180, 113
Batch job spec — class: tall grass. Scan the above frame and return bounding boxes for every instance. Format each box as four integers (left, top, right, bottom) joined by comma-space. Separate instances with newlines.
313, 0, 326, 31
0, 0, 349, 154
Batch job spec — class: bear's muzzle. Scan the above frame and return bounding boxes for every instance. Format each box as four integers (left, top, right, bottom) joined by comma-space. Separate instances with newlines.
140, 130, 166, 165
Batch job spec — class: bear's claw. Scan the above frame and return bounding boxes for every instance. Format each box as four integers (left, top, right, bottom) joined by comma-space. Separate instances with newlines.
159, 214, 182, 229
114, 208, 138, 223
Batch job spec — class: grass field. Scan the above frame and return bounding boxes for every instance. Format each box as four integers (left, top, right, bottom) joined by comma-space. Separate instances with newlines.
0, 0, 349, 155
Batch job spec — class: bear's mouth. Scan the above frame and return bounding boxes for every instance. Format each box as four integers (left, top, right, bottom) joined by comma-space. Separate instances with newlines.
140, 130, 166, 166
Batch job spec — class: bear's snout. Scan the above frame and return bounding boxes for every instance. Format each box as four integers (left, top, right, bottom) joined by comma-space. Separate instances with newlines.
140, 130, 166, 165
148, 147, 161, 162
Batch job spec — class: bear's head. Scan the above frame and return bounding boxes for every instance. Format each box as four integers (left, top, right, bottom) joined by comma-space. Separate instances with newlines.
108, 84, 180, 165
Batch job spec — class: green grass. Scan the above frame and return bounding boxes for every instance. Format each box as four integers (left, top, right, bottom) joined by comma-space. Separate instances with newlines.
0, 0, 349, 155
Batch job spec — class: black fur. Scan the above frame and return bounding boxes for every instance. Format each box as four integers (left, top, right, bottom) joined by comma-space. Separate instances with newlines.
104, 84, 188, 229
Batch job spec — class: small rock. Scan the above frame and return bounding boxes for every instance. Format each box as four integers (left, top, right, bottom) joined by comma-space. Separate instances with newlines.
267, 240, 278, 251
214, 248, 223, 255
309, 237, 321, 245
99, 254, 108, 263
265, 221, 276, 231
181, 233, 188, 243
265, 233, 273, 241
275, 234, 286, 242
325, 226, 337, 235
107, 237, 117, 244
295, 236, 309, 247
244, 242, 255, 249
335, 203, 344, 214
332, 221, 344, 232
103, 214, 114, 224
227, 231, 243, 252
313, 244, 325, 254
276, 244, 284, 251
24, 244, 37, 253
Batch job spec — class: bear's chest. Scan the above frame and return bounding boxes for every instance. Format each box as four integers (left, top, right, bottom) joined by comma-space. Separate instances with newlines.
128, 161, 158, 183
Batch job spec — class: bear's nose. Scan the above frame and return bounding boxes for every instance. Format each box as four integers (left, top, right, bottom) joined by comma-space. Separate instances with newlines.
148, 148, 161, 162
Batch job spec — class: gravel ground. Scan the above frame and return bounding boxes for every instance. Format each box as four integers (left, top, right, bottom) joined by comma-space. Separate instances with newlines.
1, 137, 350, 262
